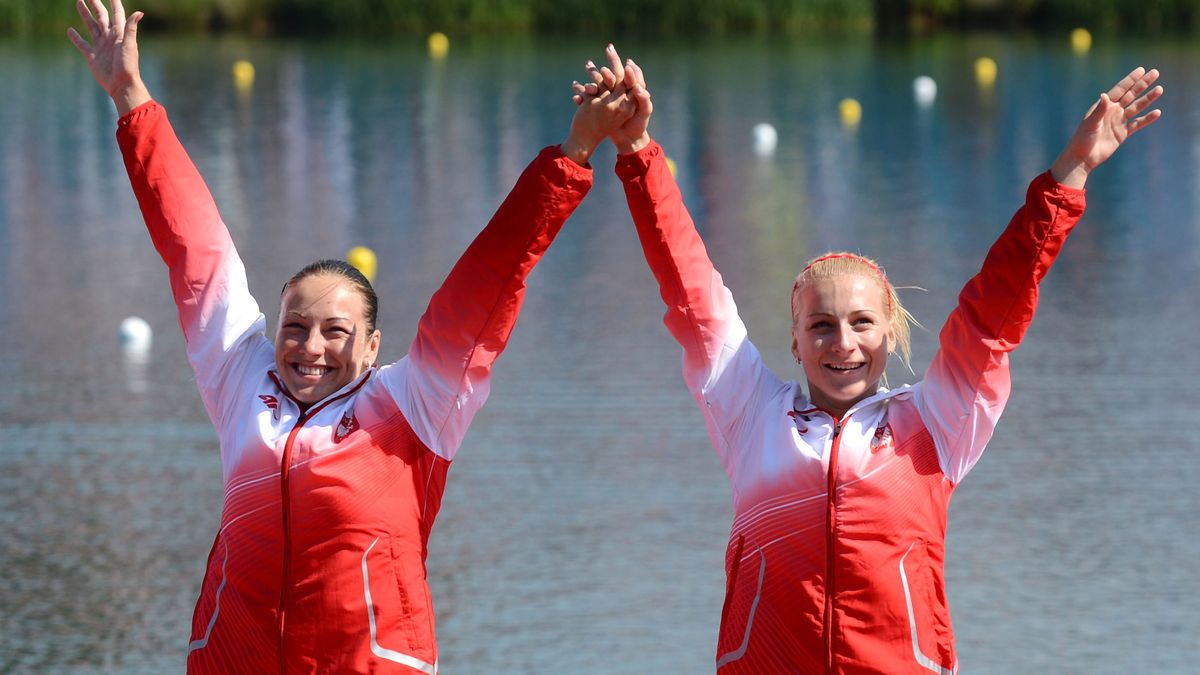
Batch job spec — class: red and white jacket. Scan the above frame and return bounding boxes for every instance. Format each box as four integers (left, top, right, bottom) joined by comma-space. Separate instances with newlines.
617, 141, 1084, 674
117, 101, 591, 674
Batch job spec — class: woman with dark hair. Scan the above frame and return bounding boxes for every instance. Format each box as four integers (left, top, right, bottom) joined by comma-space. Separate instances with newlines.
68, 2, 634, 671
578, 48, 1162, 673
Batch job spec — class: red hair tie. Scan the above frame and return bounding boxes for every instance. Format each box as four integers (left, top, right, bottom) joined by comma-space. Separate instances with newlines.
799, 253, 892, 314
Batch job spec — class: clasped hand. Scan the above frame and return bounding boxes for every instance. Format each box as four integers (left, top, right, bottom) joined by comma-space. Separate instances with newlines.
561, 44, 653, 166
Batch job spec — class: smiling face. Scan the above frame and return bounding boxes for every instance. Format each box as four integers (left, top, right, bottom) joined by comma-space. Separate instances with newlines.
275, 273, 381, 406
791, 273, 895, 418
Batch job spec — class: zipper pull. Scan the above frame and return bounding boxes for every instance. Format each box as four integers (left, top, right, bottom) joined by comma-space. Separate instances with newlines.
832, 411, 849, 437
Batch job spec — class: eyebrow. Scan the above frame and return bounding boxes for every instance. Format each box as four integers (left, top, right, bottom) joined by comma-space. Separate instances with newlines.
805, 308, 881, 318
282, 312, 355, 323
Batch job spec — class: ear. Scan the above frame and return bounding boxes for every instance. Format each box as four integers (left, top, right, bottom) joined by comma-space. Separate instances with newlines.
791, 332, 801, 364
364, 329, 382, 368
886, 322, 896, 355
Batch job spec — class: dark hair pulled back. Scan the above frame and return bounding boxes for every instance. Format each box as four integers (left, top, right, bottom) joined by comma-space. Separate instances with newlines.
282, 259, 379, 334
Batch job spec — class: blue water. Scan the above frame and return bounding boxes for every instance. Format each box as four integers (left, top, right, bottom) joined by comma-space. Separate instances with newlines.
1, 32, 1197, 673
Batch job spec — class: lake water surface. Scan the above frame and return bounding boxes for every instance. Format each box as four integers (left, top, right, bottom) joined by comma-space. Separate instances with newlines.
1, 32, 1197, 673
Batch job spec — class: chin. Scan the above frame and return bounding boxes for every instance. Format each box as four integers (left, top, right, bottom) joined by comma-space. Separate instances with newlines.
827, 389, 870, 410
285, 380, 326, 404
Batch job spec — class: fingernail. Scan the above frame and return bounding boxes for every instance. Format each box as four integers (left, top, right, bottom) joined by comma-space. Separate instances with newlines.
586, 60, 595, 68
607, 43, 614, 51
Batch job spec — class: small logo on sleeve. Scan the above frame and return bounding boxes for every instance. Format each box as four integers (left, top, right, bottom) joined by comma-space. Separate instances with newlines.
788, 409, 810, 434
259, 394, 281, 421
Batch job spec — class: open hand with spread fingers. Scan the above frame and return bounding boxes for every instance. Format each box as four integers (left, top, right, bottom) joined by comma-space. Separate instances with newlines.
1051, 66, 1163, 188
67, 0, 151, 115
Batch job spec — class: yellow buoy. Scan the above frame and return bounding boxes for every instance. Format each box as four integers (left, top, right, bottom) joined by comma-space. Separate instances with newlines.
665, 156, 677, 178
232, 60, 255, 91
974, 57, 998, 88
346, 246, 378, 284
428, 32, 450, 60
839, 98, 862, 128
1070, 28, 1092, 54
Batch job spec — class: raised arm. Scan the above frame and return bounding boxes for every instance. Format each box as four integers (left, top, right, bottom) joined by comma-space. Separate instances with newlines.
608, 53, 783, 474
921, 67, 1163, 483
382, 48, 637, 461
70, 0, 268, 425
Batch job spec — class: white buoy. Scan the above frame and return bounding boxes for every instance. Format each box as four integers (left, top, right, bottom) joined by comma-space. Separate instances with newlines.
913, 76, 937, 107
752, 123, 778, 157
119, 316, 152, 352
120, 316, 152, 392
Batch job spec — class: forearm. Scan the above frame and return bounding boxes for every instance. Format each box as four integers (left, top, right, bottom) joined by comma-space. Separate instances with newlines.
615, 140, 739, 379
410, 145, 591, 379
923, 171, 1086, 480
117, 101, 231, 281
953, 171, 1085, 346
116, 101, 260, 346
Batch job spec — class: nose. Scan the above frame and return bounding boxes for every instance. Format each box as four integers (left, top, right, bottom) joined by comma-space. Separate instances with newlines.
831, 323, 855, 353
300, 329, 323, 356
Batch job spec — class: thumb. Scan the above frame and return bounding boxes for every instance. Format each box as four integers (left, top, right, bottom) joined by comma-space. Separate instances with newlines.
1082, 92, 1110, 127
124, 11, 142, 42
633, 84, 653, 118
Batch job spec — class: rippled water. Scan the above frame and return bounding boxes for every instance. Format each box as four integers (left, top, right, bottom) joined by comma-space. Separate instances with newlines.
1, 32, 1198, 673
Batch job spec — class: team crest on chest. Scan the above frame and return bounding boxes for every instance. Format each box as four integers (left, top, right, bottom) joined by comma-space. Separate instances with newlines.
871, 424, 894, 453
334, 411, 359, 443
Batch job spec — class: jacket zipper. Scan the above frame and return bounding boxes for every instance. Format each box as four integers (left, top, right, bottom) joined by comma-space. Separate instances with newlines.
824, 416, 844, 675
276, 410, 309, 674
270, 373, 370, 674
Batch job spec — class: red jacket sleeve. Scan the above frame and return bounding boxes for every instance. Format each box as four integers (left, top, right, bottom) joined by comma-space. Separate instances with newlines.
919, 171, 1086, 482
616, 141, 785, 476
382, 145, 592, 460
116, 101, 269, 426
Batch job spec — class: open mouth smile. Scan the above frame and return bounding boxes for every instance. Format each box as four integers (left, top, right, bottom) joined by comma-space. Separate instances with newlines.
294, 364, 333, 378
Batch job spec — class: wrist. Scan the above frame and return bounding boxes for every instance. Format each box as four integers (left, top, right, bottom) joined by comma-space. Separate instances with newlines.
1050, 153, 1089, 189
614, 132, 651, 155
111, 80, 152, 117
561, 131, 600, 167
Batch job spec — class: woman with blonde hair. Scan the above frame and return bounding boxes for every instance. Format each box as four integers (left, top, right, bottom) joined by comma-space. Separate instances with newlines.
578, 49, 1162, 672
